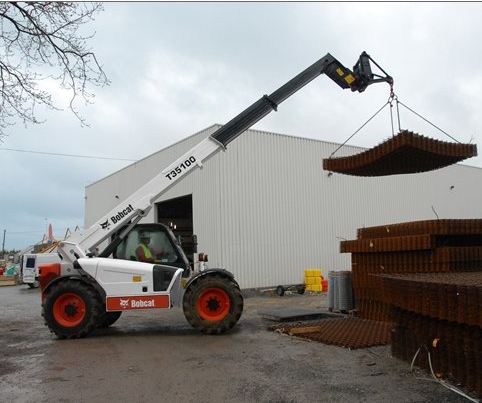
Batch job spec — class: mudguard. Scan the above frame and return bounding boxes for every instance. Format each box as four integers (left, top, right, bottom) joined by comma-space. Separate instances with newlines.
185, 268, 240, 290
41, 272, 105, 303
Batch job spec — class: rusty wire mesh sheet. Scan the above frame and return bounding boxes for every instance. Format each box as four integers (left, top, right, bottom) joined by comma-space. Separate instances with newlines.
379, 272, 482, 327
356, 219, 482, 239
340, 234, 434, 253
272, 317, 392, 349
323, 130, 477, 176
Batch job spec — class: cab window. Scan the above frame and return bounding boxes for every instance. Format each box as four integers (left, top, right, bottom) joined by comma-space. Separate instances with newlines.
114, 228, 179, 264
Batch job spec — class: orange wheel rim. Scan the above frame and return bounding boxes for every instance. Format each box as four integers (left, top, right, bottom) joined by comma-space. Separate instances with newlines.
53, 292, 86, 327
196, 288, 230, 321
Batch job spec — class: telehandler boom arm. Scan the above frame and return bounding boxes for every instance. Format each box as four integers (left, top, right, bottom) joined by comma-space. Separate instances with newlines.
59, 51, 392, 265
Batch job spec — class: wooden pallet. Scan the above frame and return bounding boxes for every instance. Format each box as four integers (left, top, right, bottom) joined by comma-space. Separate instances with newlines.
0, 275, 18, 286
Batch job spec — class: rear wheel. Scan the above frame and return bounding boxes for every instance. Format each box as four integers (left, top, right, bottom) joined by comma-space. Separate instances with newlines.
42, 279, 101, 339
183, 274, 243, 334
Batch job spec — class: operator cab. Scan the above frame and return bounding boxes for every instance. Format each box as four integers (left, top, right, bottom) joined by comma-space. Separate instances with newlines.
111, 223, 191, 276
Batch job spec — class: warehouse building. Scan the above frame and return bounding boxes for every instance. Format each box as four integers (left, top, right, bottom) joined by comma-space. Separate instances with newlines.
85, 124, 482, 289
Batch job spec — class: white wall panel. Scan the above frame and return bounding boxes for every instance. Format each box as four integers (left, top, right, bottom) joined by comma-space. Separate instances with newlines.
85, 126, 482, 288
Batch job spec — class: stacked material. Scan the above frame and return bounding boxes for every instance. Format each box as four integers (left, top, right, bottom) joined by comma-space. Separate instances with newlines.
273, 317, 392, 349
390, 308, 481, 396
379, 272, 482, 327
323, 130, 477, 176
380, 273, 482, 396
341, 219, 482, 322
342, 220, 482, 396
304, 268, 323, 292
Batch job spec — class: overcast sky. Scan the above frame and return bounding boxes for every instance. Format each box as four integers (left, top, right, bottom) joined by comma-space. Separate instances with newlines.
2, 2, 482, 250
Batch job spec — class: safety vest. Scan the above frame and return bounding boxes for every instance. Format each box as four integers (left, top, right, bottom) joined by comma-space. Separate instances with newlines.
138, 243, 153, 260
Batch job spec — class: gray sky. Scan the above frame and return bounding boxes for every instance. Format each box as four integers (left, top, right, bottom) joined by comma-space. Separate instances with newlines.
2, 2, 482, 250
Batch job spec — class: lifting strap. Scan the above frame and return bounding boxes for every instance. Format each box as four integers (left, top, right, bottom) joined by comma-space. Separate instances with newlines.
329, 87, 467, 159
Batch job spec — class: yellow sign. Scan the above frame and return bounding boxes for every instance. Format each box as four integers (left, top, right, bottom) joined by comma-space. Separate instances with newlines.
336, 67, 344, 77
132, 275, 142, 282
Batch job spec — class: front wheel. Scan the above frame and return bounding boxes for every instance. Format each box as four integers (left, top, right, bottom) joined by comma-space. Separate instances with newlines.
183, 274, 243, 335
42, 279, 102, 339
28, 280, 40, 289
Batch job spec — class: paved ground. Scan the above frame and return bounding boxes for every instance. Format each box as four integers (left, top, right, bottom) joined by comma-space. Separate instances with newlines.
0, 284, 467, 403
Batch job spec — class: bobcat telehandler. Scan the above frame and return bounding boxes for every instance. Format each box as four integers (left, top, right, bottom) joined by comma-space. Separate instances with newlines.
39, 51, 392, 338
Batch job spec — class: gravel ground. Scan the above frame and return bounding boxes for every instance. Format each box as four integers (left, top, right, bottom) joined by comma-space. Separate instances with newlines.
0, 284, 469, 403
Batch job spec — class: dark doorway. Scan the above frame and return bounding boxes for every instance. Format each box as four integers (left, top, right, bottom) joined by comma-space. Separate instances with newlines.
156, 195, 194, 263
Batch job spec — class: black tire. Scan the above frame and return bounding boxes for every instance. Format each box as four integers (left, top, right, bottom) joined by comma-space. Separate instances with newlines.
297, 286, 305, 295
28, 280, 40, 289
183, 274, 243, 335
97, 311, 122, 328
42, 279, 102, 339
276, 286, 285, 296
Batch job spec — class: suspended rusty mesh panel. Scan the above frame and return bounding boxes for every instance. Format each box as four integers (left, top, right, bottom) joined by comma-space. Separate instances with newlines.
323, 130, 477, 176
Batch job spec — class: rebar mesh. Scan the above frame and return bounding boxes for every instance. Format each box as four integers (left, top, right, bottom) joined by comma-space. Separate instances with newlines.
391, 308, 482, 397
273, 317, 392, 349
323, 130, 477, 176
341, 219, 481, 397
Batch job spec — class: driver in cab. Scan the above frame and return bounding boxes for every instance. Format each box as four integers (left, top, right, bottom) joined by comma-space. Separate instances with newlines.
136, 232, 156, 263
136, 232, 170, 263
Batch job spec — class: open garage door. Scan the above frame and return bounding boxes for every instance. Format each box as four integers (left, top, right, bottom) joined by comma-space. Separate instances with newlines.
156, 195, 194, 264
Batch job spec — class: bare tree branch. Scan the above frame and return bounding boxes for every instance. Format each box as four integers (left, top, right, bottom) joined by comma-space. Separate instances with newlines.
0, 2, 108, 140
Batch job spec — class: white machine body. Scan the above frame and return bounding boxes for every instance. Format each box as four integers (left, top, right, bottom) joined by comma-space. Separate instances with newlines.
77, 258, 184, 311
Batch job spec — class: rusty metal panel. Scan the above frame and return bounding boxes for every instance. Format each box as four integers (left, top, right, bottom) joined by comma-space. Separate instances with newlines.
323, 130, 477, 176
379, 272, 482, 327
357, 218, 482, 239
273, 317, 392, 349
340, 234, 434, 253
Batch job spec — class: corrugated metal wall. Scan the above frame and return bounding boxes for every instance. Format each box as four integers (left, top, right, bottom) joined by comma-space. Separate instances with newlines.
85, 125, 482, 289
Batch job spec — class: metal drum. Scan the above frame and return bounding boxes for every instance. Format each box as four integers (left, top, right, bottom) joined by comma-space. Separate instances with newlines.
337, 271, 353, 311
329, 270, 353, 312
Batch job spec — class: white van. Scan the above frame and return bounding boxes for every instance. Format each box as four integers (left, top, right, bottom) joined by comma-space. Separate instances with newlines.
21, 253, 61, 288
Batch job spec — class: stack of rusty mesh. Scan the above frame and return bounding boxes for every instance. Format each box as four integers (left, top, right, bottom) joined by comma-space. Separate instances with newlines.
341, 220, 482, 397
340, 219, 482, 322
380, 272, 481, 396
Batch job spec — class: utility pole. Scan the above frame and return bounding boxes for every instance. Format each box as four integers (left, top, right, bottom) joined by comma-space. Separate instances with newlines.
1, 229, 5, 259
